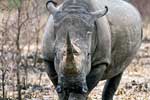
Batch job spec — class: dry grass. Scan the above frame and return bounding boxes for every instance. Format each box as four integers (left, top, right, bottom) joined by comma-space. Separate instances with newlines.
143, 24, 150, 39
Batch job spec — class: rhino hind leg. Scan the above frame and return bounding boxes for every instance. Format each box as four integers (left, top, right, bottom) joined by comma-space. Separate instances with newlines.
102, 72, 123, 100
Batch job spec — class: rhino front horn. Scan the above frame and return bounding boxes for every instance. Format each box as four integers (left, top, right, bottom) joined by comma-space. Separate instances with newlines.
90, 6, 108, 18
46, 0, 58, 14
64, 33, 78, 75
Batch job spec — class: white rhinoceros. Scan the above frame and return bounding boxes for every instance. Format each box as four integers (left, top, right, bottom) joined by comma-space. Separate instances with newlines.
42, 0, 142, 99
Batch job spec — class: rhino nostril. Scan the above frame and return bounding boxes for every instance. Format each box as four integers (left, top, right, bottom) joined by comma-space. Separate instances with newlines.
56, 85, 62, 93
81, 82, 88, 94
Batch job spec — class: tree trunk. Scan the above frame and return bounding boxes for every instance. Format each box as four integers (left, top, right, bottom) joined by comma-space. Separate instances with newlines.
17, 63, 22, 100
2, 71, 5, 99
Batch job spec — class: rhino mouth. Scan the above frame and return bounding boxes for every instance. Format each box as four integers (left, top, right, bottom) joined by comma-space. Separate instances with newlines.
56, 74, 88, 94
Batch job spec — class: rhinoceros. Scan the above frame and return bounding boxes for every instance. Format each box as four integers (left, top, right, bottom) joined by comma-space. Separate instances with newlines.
42, 0, 143, 99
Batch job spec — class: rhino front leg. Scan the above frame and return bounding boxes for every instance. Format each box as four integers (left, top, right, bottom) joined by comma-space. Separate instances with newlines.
102, 72, 123, 100
44, 61, 58, 86
86, 64, 107, 93
45, 61, 70, 99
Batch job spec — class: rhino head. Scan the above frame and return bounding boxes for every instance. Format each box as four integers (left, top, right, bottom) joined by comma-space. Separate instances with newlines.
47, 0, 108, 94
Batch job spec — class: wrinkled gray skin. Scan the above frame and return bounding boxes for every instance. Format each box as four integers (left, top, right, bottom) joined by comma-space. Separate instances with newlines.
42, 0, 142, 100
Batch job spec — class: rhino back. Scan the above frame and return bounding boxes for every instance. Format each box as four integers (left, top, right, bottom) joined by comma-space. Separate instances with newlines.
100, 0, 142, 79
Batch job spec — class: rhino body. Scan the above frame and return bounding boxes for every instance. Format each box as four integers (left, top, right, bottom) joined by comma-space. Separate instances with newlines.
92, 0, 142, 79
42, 0, 142, 99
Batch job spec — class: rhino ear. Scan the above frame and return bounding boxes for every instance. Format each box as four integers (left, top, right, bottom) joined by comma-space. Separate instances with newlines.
90, 6, 108, 18
46, 0, 58, 14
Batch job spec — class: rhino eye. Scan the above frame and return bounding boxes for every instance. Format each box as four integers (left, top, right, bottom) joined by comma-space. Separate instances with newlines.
63, 51, 66, 56
54, 52, 57, 56
87, 53, 91, 57
54, 51, 59, 58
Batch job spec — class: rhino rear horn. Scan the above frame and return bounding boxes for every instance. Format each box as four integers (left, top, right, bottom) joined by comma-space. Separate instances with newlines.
90, 6, 108, 18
